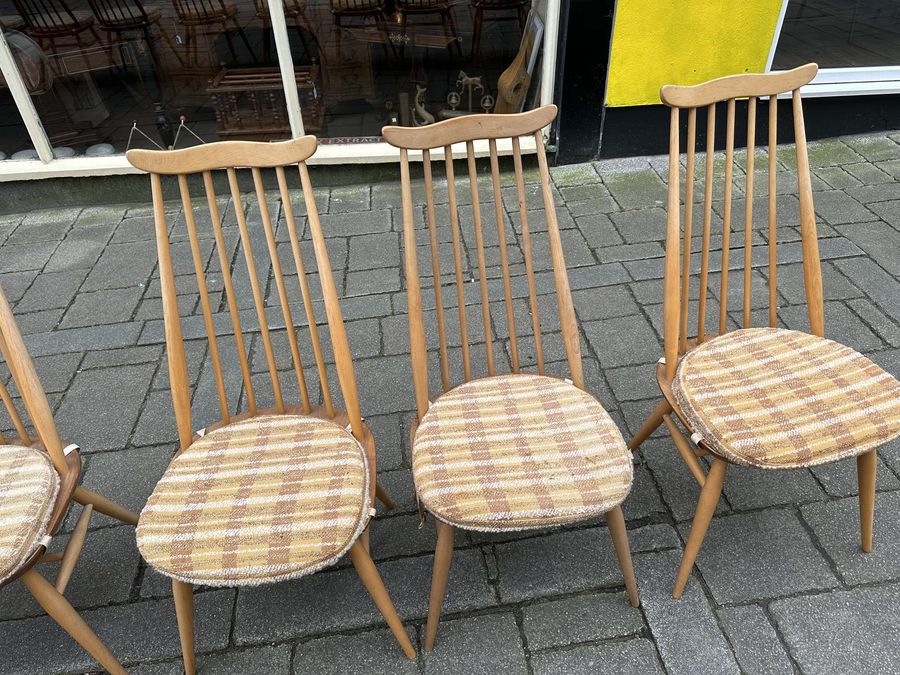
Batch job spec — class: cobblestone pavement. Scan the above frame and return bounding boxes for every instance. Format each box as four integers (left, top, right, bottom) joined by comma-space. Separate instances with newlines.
2, 131, 900, 675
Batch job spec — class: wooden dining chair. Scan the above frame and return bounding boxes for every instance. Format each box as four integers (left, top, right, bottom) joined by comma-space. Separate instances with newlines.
626, 63, 900, 599
382, 104, 639, 651
0, 285, 138, 675
125, 138, 416, 673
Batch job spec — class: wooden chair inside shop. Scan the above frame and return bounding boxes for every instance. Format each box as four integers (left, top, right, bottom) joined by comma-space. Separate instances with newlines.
382, 105, 639, 651
626, 63, 900, 599
170, 0, 256, 67
470, 0, 528, 56
252, 0, 316, 64
395, 0, 461, 57
329, 0, 387, 59
0, 286, 139, 675
125, 138, 416, 673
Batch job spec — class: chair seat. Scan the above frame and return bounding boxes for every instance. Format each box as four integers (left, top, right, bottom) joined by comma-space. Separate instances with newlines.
413, 374, 632, 532
0, 445, 60, 585
673, 327, 900, 469
136, 414, 370, 586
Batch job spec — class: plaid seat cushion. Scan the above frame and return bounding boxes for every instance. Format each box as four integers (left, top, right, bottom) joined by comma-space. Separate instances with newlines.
413, 374, 633, 532
136, 414, 369, 586
674, 327, 900, 469
0, 445, 59, 585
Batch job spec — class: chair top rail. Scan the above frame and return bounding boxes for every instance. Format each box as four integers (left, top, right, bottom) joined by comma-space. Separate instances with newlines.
382, 105, 557, 150
660, 64, 818, 108
126, 137, 318, 174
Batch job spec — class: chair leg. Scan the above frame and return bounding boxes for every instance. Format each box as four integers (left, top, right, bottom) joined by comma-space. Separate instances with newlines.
605, 506, 639, 608
424, 519, 454, 651
172, 580, 197, 675
73, 486, 139, 526
375, 481, 396, 511
348, 541, 417, 659
471, 8, 483, 56
628, 399, 672, 451
673, 457, 727, 599
20, 569, 126, 675
858, 450, 877, 553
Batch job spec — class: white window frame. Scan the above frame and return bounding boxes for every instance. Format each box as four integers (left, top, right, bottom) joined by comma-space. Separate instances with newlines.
0, 0, 558, 181
767, 0, 900, 97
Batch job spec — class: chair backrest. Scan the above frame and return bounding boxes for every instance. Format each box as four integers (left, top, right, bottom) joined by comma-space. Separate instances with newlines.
126, 139, 369, 466
0, 286, 69, 478
171, 0, 227, 22
382, 104, 584, 420
658, 63, 824, 381
88, 0, 149, 28
13, 0, 80, 33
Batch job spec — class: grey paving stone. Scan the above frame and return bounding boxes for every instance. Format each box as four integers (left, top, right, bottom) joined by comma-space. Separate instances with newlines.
15, 269, 88, 312
523, 591, 643, 650
570, 285, 639, 323
131, 390, 180, 446
0, 589, 234, 675
0, 269, 39, 303
609, 207, 668, 243
13, 308, 64, 334
847, 298, 900, 348
843, 161, 895, 185
815, 166, 862, 189
78, 444, 173, 527
775, 260, 863, 303
495, 527, 623, 602
603, 170, 667, 210
717, 605, 793, 675
629, 523, 681, 552
834, 257, 900, 322
294, 627, 418, 674
641, 439, 725, 522
801, 491, 900, 585
352, 355, 417, 415
551, 163, 601, 187
531, 638, 664, 675
722, 464, 826, 511
0, 240, 59, 272
80, 344, 164, 370
868, 199, 900, 232
348, 231, 400, 270
596, 241, 666, 264
44, 224, 115, 272
838, 221, 900, 275
810, 452, 900, 498
583, 313, 660, 369
623, 464, 667, 521
575, 213, 623, 248
770, 583, 900, 675
681, 508, 838, 603
319, 209, 392, 237
846, 182, 900, 204
370, 514, 441, 560
422, 613, 526, 675
6, 217, 71, 244
81, 240, 158, 291
234, 549, 493, 644
604, 363, 662, 403
54, 363, 156, 452
843, 134, 900, 161
329, 184, 371, 213
31, 352, 83, 393
59, 286, 143, 329
196, 644, 292, 674
634, 549, 740, 675
345, 267, 401, 295
812, 190, 876, 225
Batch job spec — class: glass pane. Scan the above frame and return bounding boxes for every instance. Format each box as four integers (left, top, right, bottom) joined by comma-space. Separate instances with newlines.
0, 0, 294, 156
296, 0, 539, 142
773, 0, 900, 70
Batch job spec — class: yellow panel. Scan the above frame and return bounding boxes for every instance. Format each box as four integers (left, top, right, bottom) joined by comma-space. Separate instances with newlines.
606, 0, 785, 107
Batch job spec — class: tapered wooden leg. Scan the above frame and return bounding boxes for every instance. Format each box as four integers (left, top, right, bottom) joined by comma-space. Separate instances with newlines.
20, 569, 127, 675
424, 519, 454, 652
605, 506, 639, 608
375, 482, 396, 511
673, 458, 727, 599
73, 486, 139, 526
349, 541, 416, 659
628, 399, 672, 451
858, 450, 877, 553
172, 580, 196, 675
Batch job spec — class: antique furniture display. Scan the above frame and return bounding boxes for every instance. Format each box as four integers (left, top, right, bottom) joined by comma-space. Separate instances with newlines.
206, 65, 323, 138
395, 0, 460, 56
252, 0, 315, 63
329, 0, 387, 59
382, 104, 640, 651
170, 0, 255, 67
471, 0, 528, 56
0, 285, 139, 675
125, 137, 416, 674
626, 63, 900, 599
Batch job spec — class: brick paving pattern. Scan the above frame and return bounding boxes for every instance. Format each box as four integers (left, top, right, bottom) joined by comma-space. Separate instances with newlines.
1, 132, 900, 674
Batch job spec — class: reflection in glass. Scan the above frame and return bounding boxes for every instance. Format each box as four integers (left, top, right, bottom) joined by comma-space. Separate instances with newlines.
773, 0, 900, 70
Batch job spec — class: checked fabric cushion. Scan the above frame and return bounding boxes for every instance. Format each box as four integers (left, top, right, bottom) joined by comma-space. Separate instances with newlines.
673, 327, 900, 469
0, 445, 59, 585
136, 414, 370, 586
413, 373, 633, 531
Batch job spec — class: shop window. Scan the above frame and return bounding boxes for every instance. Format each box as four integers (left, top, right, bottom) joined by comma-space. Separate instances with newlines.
303, 0, 543, 142
772, 0, 900, 70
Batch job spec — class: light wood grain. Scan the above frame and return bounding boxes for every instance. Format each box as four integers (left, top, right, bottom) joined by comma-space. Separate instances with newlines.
660, 64, 817, 108
127, 136, 318, 173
